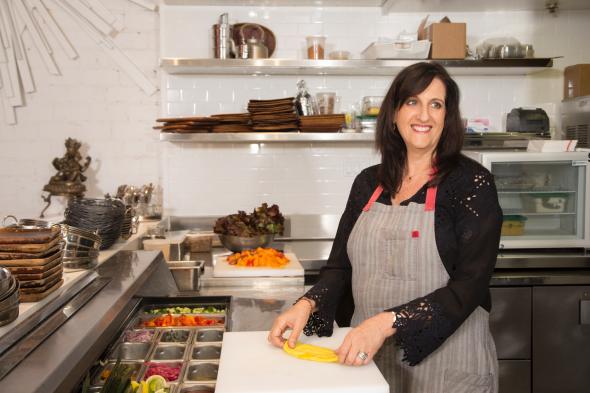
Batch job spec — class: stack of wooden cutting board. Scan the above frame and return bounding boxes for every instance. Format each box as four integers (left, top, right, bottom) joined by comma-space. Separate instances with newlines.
299, 114, 346, 133
0, 226, 64, 302
153, 117, 220, 133
211, 113, 252, 133
247, 98, 299, 132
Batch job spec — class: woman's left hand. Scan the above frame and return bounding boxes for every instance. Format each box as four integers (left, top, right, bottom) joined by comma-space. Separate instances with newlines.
335, 312, 396, 366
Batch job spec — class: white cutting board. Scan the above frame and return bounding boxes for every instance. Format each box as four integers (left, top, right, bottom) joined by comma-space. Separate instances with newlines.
215, 328, 389, 393
213, 252, 304, 277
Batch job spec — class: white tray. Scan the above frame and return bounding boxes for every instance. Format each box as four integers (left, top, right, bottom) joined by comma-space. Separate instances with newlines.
213, 252, 304, 277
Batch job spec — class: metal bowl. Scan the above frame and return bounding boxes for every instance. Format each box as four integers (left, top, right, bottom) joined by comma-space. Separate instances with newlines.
218, 234, 275, 252
0, 268, 12, 296
0, 276, 17, 304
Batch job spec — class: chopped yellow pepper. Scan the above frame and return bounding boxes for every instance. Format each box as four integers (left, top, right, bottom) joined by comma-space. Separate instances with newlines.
283, 341, 339, 363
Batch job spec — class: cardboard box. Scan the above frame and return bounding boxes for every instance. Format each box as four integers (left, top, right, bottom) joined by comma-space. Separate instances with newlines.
563, 64, 590, 99
426, 22, 466, 59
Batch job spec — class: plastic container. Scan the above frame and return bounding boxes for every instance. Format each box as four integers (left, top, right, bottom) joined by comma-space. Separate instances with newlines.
306, 36, 326, 59
521, 193, 568, 213
362, 96, 384, 116
501, 215, 527, 236
361, 40, 431, 60
328, 50, 350, 60
316, 92, 338, 115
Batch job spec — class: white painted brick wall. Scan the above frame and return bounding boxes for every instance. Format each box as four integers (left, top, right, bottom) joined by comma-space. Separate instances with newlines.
1, 3, 590, 220
0, 0, 160, 220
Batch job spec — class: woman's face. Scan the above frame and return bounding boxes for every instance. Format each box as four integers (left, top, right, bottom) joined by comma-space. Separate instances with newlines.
394, 77, 446, 156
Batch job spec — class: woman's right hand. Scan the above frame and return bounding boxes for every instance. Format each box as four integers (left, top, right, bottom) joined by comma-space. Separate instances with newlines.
267, 299, 314, 348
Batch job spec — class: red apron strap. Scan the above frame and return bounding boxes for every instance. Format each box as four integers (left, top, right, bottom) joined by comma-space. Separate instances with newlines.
362, 185, 384, 212
425, 186, 437, 211
424, 167, 438, 212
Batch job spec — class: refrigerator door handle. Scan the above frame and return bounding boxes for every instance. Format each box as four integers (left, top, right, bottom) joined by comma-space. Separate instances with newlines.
580, 300, 590, 324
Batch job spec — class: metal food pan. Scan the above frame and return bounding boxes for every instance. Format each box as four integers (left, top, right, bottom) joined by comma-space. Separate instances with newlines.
137, 296, 231, 330
151, 344, 187, 361
168, 261, 204, 292
107, 342, 152, 361
190, 344, 221, 361
137, 314, 225, 329
194, 329, 224, 343
140, 361, 185, 383
120, 329, 158, 344
140, 304, 226, 316
92, 361, 143, 386
181, 361, 218, 384
177, 383, 215, 393
159, 329, 192, 343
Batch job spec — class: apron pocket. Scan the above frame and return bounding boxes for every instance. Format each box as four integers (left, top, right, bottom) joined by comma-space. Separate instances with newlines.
443, 369, 493, 393
380, 230, 418, 280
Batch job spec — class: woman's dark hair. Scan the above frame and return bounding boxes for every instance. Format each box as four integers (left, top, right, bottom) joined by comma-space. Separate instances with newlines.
375, 62, 463, 195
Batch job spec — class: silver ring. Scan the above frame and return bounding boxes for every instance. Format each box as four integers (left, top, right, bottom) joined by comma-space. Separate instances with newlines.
357, 351, 368, 361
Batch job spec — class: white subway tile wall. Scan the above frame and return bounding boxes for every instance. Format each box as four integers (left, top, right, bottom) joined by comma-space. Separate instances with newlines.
159, 5, 590, 215
1, 3, 589, 219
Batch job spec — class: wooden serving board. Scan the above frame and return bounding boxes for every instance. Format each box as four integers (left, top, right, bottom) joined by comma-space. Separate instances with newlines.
20, 279, 63, 302
13, 262, 63, 281
213, 252, 304, 278
0, 226, 60, 244
215, 328, 388, 393
0, 236, 61, 253
19, 271, 63, 295
0, 246, 62, 263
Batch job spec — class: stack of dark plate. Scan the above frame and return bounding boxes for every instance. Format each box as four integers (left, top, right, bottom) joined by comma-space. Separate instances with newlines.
210, 113, 252, 133
299, 114, 346, 133
247, 98, 299, 132
0, 225, 63, 302
153, 117, 219, 133
65, 198, 125, 250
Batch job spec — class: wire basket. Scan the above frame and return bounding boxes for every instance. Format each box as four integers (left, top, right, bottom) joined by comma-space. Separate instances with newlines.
64, 198, 125, 250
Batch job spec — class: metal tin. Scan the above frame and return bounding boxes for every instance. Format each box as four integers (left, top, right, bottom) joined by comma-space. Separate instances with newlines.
121, 329, 157, 344
182, 362, 218, 383
177, 383, 215, 393
151, 344, 187, 361
168, 261, 203, 292
92, 361, 143, 385
160, 329, 192, 344
191, 345, 221, 361
194, 329, 223, 343
141, 361, 184, 383
107, 342, 152, 361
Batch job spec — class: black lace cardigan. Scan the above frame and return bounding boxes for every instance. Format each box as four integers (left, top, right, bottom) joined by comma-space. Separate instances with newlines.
302, 155, 503, 366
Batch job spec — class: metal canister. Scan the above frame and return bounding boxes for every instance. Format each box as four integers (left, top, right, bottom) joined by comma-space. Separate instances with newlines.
212, 13, 234, 59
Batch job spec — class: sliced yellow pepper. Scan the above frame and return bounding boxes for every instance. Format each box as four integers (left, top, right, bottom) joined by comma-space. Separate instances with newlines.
283, 341, 338, 363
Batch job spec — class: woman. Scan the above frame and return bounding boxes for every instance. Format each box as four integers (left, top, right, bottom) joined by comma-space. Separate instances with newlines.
268, 62, 502, 393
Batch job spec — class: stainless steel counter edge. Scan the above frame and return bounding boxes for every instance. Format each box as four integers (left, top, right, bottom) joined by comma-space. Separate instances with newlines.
0, 250, 168, 393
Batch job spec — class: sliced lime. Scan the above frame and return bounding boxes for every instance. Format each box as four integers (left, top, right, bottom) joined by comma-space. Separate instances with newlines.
145, 375, 167, 393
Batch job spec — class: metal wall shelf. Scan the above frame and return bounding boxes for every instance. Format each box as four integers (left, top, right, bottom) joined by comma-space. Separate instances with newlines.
160, 132, 544, 147
160, 132, 375, 143
161, 58, 554, 77
161, 0, 590, 12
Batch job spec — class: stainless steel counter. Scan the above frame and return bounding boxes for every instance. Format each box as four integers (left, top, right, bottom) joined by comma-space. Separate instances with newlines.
0, 244, 588, 393
0, 250, 172, 393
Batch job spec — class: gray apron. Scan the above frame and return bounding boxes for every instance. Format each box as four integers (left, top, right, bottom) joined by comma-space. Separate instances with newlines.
347, 185, 498, 393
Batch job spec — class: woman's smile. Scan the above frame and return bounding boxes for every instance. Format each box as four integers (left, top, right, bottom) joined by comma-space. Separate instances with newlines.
410, 124, 433, 133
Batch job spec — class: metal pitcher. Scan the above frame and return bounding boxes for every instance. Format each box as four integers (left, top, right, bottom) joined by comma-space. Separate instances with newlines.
238, 24, 268, 59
